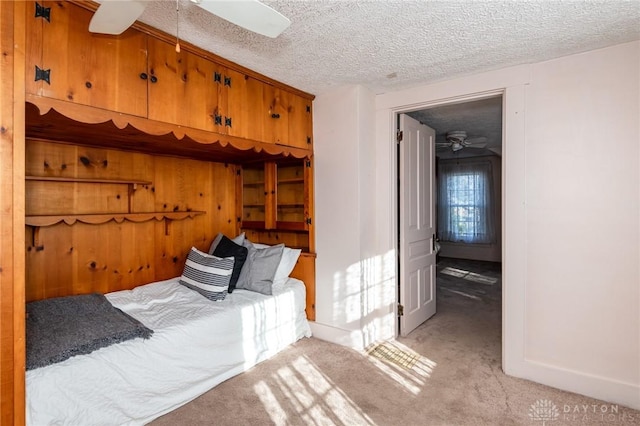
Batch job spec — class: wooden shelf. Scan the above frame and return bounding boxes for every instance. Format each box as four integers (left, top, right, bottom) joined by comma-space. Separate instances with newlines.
277, 203, 304, 208
26, 176, 152, 186
26, 175, 153, 214
277, 178, 304, 184
26, 211, 205, 227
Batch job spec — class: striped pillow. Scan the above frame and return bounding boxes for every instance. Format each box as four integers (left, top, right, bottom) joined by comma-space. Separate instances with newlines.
179, 247, 235, 301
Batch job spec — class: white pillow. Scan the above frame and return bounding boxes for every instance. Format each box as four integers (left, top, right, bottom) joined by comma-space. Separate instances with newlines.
253, 242, 301, 283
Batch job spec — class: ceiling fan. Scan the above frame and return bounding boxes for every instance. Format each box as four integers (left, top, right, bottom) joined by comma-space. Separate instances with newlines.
88, 0, 291, 38
436, 131, 487, 152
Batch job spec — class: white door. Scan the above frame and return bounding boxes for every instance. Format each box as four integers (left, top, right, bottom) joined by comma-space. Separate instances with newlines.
399, 114, 437, 336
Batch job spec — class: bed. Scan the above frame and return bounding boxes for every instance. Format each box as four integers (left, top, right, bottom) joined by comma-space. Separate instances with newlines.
26, 236, 312, 425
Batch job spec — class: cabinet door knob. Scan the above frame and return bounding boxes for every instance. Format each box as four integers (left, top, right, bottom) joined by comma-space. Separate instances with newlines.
85, 81, 92, 89
150, 75, 158, 83
271, 113, 281, 119
139, 73, 148, 80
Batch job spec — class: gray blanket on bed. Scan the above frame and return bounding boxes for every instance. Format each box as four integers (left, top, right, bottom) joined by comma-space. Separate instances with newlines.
26, 293, 153, 371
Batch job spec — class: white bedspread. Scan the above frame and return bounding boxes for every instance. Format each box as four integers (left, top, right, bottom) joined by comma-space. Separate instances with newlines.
26, 277, 311, 426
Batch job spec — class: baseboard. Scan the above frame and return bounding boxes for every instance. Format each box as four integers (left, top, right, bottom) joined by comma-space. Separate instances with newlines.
308, 321, 366, 351
508, 358, 640, 411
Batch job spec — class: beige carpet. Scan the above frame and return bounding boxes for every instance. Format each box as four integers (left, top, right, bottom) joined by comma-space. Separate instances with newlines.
151, 258, 639, 426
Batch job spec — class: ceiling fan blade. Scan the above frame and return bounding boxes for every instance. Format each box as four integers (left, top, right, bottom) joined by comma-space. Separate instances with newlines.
435, 143, 451, 147
467, 143, 487, 149
193, 0, 291, 38
464, 136, 487, 145
89, 1, 147, 35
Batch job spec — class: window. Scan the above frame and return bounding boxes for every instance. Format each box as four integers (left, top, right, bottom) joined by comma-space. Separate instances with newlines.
437, 160, 495, 244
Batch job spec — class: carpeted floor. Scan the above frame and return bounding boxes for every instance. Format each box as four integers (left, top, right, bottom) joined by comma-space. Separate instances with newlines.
151, 257, 639, 426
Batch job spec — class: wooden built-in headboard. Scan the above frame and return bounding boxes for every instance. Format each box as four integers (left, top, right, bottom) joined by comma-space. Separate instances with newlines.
25, 139, 316, 320
25, 139, 238, 301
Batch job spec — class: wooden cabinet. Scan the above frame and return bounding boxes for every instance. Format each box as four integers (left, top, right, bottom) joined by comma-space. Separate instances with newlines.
242, 159, 312, 231
26, 1, 148, 117
25, 1, 313, 150
263, 86, 313, 149
242, 164, 267, 227
147, 37, 227, 134
225, 72, 266, 142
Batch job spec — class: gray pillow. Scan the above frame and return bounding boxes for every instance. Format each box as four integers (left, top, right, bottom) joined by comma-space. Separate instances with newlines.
235, 240, 284, 295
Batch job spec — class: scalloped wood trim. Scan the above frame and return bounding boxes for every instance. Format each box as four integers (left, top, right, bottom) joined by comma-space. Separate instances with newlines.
26, 211, 205, 227
26, 95, 311, 162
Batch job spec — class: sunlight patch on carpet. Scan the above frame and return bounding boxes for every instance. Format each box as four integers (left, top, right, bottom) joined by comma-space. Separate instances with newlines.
254, 355, 376, 425
440, 287, 482, 300
364, 341, 437, 395
441, 267, 498, 285
367, 341, 420, 369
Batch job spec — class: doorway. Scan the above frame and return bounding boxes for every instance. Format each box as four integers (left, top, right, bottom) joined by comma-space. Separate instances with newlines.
397, 94, 504, 337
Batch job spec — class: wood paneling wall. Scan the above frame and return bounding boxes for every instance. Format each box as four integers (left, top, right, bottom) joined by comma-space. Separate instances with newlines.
25, 140, 239, 302
0, 3, 26, 424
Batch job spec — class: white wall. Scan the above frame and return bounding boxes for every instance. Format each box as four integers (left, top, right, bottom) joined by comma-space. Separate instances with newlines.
523, 41, 639, 408
314, 41, 639, 410
312, 85, 394, 349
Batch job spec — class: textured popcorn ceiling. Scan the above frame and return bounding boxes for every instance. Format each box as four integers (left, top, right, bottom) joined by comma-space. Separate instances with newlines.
135, 0, 640, 97
127, 0, 638, 158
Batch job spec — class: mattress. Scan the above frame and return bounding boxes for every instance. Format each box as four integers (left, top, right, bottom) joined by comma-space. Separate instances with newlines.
26, 277, 311, 425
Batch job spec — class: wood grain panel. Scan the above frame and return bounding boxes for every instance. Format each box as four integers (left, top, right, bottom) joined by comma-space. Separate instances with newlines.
24, 1, 42, 98
147, 37, 226, 133
288, 94, 313, 149
38, 1, 148, 116
263, 85, 290, 145
0, 3, 26, 424
290, 252, 316, 321
25, 141, 237, 302
225, 70, 265, 142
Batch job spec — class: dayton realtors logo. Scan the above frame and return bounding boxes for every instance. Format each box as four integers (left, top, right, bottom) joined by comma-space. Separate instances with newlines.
529, 399, 636, 424
529, 399, 560, 425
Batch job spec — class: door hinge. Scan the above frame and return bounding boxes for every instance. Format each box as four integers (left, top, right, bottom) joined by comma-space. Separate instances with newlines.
305, 159, 311, 168
35, 66, 50, 84
306, 217, 312, 225
35, 2, 51, 22
397, 130, 403, 143
398, 304, 404, 316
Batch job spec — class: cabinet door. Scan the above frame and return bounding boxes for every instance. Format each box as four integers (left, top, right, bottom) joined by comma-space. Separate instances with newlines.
262, 86, 313, 149
25, 1, 44, 97
242, 165, 267, 228
147, 38, 227, 133
33, 1, 148, 116
224, 70, 265, 142
263, 85, 290, 145
275, 161, 308, 230
287, 94, 313, 150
